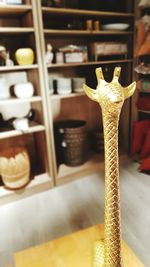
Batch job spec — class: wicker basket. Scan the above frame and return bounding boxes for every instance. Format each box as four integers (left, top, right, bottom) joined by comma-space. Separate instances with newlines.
55, 120, 88, 166
0, 147, 30, 189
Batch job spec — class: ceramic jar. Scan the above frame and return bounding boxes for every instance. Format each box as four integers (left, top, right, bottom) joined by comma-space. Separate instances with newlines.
0, 76, 10, 99
14, 82, 34, 98
15, 48, 34, 65
57, 77, 72, 95
72, 77, 86, 93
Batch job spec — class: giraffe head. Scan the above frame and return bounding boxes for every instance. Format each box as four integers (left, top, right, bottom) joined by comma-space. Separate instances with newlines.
83, 67, 136, 116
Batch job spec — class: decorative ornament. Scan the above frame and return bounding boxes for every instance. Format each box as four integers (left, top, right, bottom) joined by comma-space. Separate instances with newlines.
0, 147, 30, 190
15, 48, 34, 65
84, 67, 136, 267
45, 43, 53, 64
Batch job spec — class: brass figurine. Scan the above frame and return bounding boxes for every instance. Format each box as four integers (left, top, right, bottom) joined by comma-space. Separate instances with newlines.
84, 67, 136, 267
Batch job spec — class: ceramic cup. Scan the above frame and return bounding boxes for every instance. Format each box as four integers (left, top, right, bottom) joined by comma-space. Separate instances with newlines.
57, 77, 72, 95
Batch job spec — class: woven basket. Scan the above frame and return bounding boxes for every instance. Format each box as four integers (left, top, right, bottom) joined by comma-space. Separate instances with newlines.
0, 147, 30, 189
55, 120, 88, 166
92, 131, 104, 153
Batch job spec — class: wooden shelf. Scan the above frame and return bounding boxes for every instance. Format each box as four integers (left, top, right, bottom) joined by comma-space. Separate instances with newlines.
0, 124, 45, 140
42, 7, 134, 17
0, 64, 38, 72
0, 4, 32, 16
0, 173, 53, 205
138, 109, 150, 114
0, 96, 42, 105
47, 59, 133, 69
44, 29, 133, 36
138, 90, 150, 94
50, 92, 85, 99
0, 27, 34, 35
56, 154, 104, 186
56, 153, 127, 186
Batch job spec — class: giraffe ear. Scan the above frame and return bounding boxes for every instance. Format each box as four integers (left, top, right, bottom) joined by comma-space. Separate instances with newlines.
124, 81, 136, 99
83, 84, 99, 102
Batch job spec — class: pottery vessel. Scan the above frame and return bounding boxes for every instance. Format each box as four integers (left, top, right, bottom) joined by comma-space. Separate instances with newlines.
15, 48, 34, 65
14, 82, 34, 98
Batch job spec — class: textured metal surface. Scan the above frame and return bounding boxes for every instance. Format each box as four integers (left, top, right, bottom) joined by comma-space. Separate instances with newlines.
84, 67, 136, 267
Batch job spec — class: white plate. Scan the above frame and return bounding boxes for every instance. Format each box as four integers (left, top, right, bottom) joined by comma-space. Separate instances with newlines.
101, 23, 130, 31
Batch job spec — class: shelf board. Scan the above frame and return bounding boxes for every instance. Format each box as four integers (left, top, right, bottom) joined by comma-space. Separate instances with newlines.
138, 91, 150, 94
56, 153, 127, 186
0, 96, 42, 105
0, 27, 34, 35
0, 4, 32, 15
0, 173, 53, 205
50, 92, 85, 99
47, 59, 133, 69
56, 154, 104, 186
0, 124, 45, 139
138, 109, 150, 114
42, 7, 134, 17
44, 29, 133, 36
0, 64, 38, 72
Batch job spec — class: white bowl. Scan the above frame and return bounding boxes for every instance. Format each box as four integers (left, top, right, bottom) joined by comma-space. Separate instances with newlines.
13, 118, 29, 131
14, 82, 34, 98
101, 23, 130, 31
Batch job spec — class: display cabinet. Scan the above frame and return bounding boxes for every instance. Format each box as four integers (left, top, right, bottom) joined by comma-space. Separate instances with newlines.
0, 0, 54, 204
37, 0, 135, 186
0, 1, 135, 203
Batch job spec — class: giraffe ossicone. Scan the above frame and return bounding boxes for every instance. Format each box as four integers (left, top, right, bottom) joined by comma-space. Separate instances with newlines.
84, 67, 136, 267
83, 66, 136, 105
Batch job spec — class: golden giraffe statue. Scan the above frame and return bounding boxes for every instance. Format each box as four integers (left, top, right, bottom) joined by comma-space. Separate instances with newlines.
84, 67, 136, 267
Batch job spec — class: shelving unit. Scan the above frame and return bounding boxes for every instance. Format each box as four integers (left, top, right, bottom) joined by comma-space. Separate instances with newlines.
0, 96, 42, 104
133, 1, 150, 121
0, 0, 54, 201
0, 1, 135, 202
0, 64, 38, 71
37, 1, 135, 186
47, 59, 134, 69
42, 7, 134, 17
0, 4, 32, 15
44, 29, 133, 36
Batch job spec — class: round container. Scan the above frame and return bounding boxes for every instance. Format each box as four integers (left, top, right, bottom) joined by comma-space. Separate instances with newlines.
15, 48, 34, 65
72, 77, 85, 93
14, 82, 34, 98
55, 120, 87, 166
57, 77, 72, 95
0, 147, 30, 189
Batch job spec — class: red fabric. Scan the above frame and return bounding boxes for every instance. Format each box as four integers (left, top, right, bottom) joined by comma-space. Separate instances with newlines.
140, 155, 150, 171
131, 120, 150, 156
140, 130, 150, 158
137, 95, 150, 111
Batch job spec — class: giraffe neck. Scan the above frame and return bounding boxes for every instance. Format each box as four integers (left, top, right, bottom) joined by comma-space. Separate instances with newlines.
103, 112, 122, 267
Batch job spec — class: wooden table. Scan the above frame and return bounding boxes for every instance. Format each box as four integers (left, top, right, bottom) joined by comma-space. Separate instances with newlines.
14, 224, 144, 267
